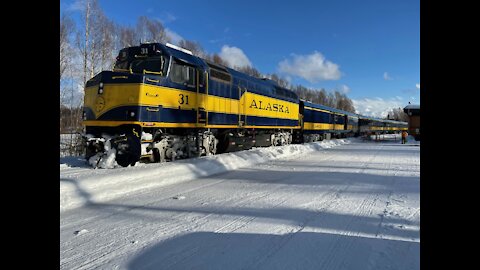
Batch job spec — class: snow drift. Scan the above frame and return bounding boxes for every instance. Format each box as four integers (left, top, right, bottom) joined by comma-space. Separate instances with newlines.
60, 139, 352, 213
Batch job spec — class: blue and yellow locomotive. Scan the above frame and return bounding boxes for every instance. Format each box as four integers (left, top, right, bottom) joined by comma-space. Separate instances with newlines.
83, 43, 300, 166
83, 42, 407, 167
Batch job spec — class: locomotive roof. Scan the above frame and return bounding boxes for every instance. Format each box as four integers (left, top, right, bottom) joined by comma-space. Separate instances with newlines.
158, 43, 208, 68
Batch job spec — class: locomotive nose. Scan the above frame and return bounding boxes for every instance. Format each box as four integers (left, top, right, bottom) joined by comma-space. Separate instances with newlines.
83, 71, 145, 122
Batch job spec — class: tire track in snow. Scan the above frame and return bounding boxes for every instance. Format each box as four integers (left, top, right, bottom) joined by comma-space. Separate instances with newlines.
243, 143, 373, 269
310, 144, 393, 270
154, 151, 351, 269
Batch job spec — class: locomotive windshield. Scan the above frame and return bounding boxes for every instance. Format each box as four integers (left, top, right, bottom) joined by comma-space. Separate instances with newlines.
114, 60, 128, 70
130, 56, 167, 75
113, 45, 169, 76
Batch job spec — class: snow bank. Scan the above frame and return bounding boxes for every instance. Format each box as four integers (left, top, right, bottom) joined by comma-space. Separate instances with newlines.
406, 135, 420, 144
60, 139, 351, 213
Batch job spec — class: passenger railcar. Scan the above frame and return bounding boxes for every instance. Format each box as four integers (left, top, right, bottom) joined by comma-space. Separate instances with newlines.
358, 116, 407, 136
384, 119, 408, 133
299, 101, 359, 142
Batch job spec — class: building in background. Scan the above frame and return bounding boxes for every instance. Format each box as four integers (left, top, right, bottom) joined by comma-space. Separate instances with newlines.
403, 104, 420, 141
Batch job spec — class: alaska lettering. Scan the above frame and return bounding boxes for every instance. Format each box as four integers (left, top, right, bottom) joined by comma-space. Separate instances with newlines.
250, 99, 289, 113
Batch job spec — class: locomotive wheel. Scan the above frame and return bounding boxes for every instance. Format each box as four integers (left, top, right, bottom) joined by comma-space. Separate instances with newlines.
114, 133, 141, 167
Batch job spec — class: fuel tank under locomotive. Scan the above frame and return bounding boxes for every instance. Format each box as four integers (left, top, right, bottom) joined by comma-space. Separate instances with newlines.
216, 131, 255, 153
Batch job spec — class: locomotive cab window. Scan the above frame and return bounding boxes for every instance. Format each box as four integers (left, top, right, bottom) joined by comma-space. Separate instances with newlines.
114, 55, 129, 70
170, 60, 196, 87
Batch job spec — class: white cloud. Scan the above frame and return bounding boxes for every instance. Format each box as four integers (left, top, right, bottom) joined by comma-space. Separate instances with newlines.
384, 72, 393, 80
164, 12, 177, 23
352, 97, 405, 118
219, 45, 252, 68
165, 28, 184, 45
415, 83, 420, 90
156, 12, 177, 25
278, 51, 341, 83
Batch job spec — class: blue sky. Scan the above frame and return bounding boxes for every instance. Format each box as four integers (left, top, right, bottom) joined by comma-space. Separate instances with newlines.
61, 0, 420, 117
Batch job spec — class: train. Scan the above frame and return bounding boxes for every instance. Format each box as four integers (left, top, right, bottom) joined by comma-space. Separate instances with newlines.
82, 42, 407, 167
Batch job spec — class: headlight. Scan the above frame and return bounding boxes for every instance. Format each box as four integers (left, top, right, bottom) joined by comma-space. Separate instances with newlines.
98, 82, 104, 94
130, 111, 135, 117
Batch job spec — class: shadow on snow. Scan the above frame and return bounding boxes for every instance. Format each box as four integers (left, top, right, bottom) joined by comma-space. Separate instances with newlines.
126, 231, 419, 270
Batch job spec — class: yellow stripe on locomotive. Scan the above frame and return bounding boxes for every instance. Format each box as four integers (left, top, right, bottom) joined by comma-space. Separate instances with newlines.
84, 80, 300, 129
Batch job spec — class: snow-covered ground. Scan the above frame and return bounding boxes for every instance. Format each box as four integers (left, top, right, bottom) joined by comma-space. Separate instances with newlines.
60, 134, 419, 270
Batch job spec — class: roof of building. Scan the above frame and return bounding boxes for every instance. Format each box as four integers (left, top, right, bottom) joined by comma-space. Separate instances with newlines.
404, 104, 420, 110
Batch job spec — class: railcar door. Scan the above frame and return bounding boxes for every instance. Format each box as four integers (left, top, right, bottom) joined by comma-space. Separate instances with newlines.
332, 114, 337, 131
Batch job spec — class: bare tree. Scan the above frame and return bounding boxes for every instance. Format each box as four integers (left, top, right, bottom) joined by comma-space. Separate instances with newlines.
60, 12, 81, 135
292, 85, 309, 101
136, 16, 171, 44
325, 92, 336, 108
342, 97, 355, 113
60, 12, 76, 109
60, 13, 75, 80
238, 66, 262, 78
386, 107, 408, 121
87, 1, 115, 77
268, 73, 290, 89
82, 0, 91, 86
317, 89, 328, 105
210, 53, 228, 66
75, 0, 117, 84
118, 25, 136, 48
334, 91, 355, 113
99, 17, 116, 71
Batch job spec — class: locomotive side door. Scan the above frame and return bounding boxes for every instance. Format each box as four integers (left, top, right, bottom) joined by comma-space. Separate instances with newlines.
197, 69, 207, 125
238, 80, 247, 127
